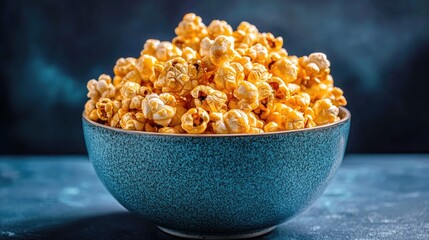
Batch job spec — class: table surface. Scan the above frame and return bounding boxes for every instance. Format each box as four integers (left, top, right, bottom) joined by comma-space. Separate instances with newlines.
0, 155, 428, 240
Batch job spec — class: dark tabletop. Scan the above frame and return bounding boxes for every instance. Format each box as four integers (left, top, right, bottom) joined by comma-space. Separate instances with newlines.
0, 155, 428, 240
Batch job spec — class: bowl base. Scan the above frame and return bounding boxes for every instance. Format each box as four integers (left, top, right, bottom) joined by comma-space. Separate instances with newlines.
157, 225, 276, 239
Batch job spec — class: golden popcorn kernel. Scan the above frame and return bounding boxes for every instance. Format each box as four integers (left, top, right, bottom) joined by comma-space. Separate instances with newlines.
156, 41, 182, 62
142, 39, 160, 56
264, 121, 281, 132
155, 57, 197, 95
135, 55, 158, 83
331, 87, 347, 106
246, 111, 264, 129
214, 62, 244, 94
181, 107, 210, 134
84, 99, 97, 118
175, 13, 207, 38
169, 105, 188, 127
87, 74, 116, 100
142, 93, 177, 127
113, 58, 137, 77
267, 76, 290, 100
120, 81, 141, 99
312, 99, 340, 125
224, 109, 251, 133
188, 59, 208, 85
258, 32, 283, 51
271, 57, 299, 83
233, 55, 253, 75
267, 103, 305, 130
305, 52, 330, 72
191, 85, 227, 112
234, 21, 259, 46
254, 81, 274, 101
207, 20, 233, 39
248, 63, 270, 83
122, 69, 142, 85
181, 47, 199, 61
287, 83, 301, 95
203, 35, 236, 67
96, 98, 119, 121
287, 92, 311, 110
233, 81, 259, 110
129, 95, 144, 110
120, 112, 144, 131
248, 44, 269, 64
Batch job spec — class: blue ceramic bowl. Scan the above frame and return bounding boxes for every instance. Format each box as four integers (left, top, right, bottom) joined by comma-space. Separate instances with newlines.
83, 107, 350, 239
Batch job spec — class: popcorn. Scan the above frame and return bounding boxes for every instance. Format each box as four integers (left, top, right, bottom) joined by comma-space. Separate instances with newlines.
190, 85, 227, 113
87, 74, 116, 100
207, 20, 233, 39
312, 99, 340, 125
270, 57, 299, 83
248, 63, 270, 83
201, 35, 236, 67
120, 112, 145, 131
84, 13, 347, 134
213, 62, 244, 94
181, 107, 210, 133
141, 93, 177, 127
233, 81, 259, 110
155, 57, 198, 95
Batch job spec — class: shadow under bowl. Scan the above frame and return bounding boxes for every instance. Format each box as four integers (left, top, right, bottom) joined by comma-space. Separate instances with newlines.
83, 107, 350, 239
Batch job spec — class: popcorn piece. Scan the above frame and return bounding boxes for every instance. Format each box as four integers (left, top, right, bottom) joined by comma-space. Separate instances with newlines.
201, 35, 236, 67
267, 103, 305, 130
113, 58, 137, 77
135, 55, 159, 83
247, 44, 269, 64
223, 109, 251, 133
175, 13, 207, 38
248, 63, 270, 83
271, 57, 299, 83
258, 32, 283, 52
87, 74, 116, 100
214, 62, 244, 94
155, 57, 198, 95
120, 112, 145, 131
233, 21, 259, 46
267, 76, 290, 100
190, 85, 227, 112
207, 20, 233, 39
155, 41, 182, 62
120, 81, 141, 98
142, 93, 177, 127
233, 81, 259, 110
312, 99, 340, 125
181, 107, 210, 134
96, 98, 121, 121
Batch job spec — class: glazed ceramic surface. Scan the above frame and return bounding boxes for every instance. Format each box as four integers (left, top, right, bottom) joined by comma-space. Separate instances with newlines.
83, 108, 350, 238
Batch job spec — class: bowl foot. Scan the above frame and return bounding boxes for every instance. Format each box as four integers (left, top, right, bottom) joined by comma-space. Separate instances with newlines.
157, 225, 276, 239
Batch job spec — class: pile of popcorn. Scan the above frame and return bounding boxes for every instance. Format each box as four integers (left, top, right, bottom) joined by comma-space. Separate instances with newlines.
84, 13, 347, 134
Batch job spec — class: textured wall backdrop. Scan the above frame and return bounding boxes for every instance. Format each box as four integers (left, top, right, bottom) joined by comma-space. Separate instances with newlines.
1, 0, 429, 154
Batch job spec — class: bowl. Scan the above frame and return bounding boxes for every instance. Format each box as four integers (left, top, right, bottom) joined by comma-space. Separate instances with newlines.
82, 107, 350, 239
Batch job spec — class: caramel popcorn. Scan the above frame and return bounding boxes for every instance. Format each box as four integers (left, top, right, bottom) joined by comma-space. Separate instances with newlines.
84, 13, 347, 134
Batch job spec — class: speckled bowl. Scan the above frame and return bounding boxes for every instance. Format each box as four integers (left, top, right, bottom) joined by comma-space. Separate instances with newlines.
83, 107, 350, 239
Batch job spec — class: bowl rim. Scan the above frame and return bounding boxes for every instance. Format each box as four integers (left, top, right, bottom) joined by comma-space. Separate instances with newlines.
82, 107, 350, 137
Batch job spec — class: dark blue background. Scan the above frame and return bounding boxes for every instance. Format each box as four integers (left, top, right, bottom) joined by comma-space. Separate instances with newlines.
1, 0, 429, 154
